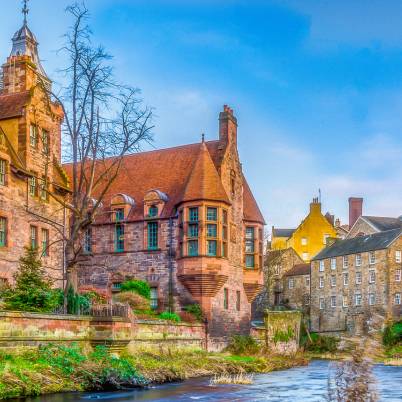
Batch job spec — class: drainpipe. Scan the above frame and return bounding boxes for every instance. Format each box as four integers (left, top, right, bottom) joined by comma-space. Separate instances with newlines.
168, 216, 174, 313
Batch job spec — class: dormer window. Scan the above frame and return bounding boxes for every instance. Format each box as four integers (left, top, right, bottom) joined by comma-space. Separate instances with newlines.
148, 205, 158, 218
115, 208, 124, 222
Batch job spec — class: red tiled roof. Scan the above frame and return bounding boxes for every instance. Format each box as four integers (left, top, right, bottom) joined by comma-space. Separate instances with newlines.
64, 140, 265, 224
284, 263, 311, 277
0, 91, 31, 120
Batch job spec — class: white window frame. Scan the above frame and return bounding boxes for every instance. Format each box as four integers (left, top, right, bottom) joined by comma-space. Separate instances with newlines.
396, 269, 401, 282
343, 255, 348, 269
356, 271, 362, 285
319, 297, 325, 310
330, 295, 336, 308
342, 296, 348, 308
330, 258, 336, 270
395, 293, 401, 305
355, 254, 362, 267
319, 260, 325, 272
369, 251, 376, 265
331, 275, 336, 287
319, 277, 324, 288
343, 273, 349, 286
288, 278, 294, 289
369, 293, 375, 306
396, 251, 401, 263
355, 293, 362, 306
368, 270, 376, 284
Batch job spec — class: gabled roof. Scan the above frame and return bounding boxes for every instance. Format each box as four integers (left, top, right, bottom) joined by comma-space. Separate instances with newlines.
243, 174, 265, 224
284, 263, 311, 277
312, 228, 401, 260
0, 91, 31, 120
272, 228, 295, 238
180, 141, 230, 205
362, 216, 402, 232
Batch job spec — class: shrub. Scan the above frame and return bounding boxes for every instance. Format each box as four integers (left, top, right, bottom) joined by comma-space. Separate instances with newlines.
67, 286, 91, 315
383, 321, 402, 347
114, 291, 150, 311
273, 327, 295, 343
184, 304, 203, 321
78, 286, 110, 303
226, 335, 259, 355
158, 311, 181, 322
303, 332, 339, 353
1, 247, 63, 312
120, 280, 151, 299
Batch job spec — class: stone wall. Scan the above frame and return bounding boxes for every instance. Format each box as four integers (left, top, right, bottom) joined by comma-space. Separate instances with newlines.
0, 311, 206, 351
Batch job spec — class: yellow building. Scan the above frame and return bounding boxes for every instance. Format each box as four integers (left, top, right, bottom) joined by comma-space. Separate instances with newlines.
271, 198, 338, 261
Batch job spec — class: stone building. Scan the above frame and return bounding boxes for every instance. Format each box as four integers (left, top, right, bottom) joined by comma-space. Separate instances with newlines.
271, 198, 338, 262
282, 263, 310, 312
72, 105, 265, 339
0, 19, 68, 284
310, 228, 402, 334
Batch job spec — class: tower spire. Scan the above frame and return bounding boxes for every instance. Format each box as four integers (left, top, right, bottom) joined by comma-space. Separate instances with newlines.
22, 0, 29, 26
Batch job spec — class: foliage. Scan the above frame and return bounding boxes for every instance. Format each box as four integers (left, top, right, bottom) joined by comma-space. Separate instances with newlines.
184, 304, 203, 321
384, 344, 402, 358
273, 327, 295, 343
226, 335, 260, 355
0, 247, 63, 312
302, 333, 339, 353
114, 291, 150, 311
383, 321, 402, 347
158, 311, 181, 322
66, 285, 91, 315
120, 280, 151, 299
78, 286, 110, 303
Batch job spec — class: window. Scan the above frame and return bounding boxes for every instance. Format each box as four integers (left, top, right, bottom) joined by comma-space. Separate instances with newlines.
189, 207, 199, 222
369, 251, 376, 265
222, 210, 228, 224
323, 234, 330, 245
306, 276, 310, 286
343, 273, 349, 286
274, 265, 280, 275
223, 288, 229, 309
319, 277, 324, 288
395, 293, 401, 305
236, 290, 241, 311
343, 256, 349, 269
150, 287, 158, 310
356, 271, 362, 285
30, 125, 38, 148
207, 224, 217, 238
369, 293, 375, 306
319, 260, 325, 272
330, 275, 336, 287
29, 176, 37, 196
319, 298, 325, 310
115, 224, 124, 252
342, 296, 348, 307
30, 225, 37, 249
0, 217, 6, 247
396, 251, 401, 263
207, 240, 217, 256
245, 255, 255, 268
355, 293, 362, 306
288, 278, 294, 289
148, 205, 158, 217
355, 254, 362, 267
115, 208, 124, 222
41, 228, 49, 256
330, 258, 336, 270
83, 227, 92, 254
112, 282, 122, 292
147, 222, 158, 250
301, 237, 307, 246
0, 159, 6, 186
302, 252, 309, 261
369, 270, 376, 284
42, 129, 49, 155
40, 178, 48, 201
188, 240, 198, 256
331, 296, 336, 308
222, 210, 228, 258
188, 223, 198, 238
396, 269, 401, 282
206, 207, 217, 221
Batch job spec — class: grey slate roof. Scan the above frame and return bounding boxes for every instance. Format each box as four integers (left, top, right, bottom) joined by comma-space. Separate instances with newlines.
272, 228, 295, 238
312, 228, 401, 261
363, 216, 402, 232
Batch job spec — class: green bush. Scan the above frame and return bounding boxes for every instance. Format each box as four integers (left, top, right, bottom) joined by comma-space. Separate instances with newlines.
383, 321, 402, 346
226, 335, 259, 355
114, 291, 149, 311
273, 327, 295, 343
184, 304, 203, 321
120, 280, 151, 299
158, 311, 181, 322
1, 247, 63, 312
302, 332, 339, 353
66, 286, 91, 315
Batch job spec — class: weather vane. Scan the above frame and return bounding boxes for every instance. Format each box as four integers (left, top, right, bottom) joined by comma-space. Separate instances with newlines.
22, 0, 29, 25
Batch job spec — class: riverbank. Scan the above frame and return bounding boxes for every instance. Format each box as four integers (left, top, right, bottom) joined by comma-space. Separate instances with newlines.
0, 344, 308, 400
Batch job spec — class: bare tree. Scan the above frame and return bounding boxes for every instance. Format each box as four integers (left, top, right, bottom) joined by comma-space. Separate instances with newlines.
40, 3, 153, 291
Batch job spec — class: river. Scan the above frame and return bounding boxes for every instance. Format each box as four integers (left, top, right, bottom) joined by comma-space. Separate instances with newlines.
13, 360, 402, 402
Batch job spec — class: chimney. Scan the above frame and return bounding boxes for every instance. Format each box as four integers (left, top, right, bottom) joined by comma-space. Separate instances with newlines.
349, 197, 363, 228
325, 212, 334, 226
219, 105, 237, 145
310, 197, 321, 214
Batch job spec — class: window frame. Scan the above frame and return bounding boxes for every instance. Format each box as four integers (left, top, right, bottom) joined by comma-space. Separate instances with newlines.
330, 258, 336, 270
355, 271, 362, 285
41, 228, 49, 257
355, 253, 362, 267
396, 251, 401, 263
42, 129, 50, 155
369, 251, 376, 265
223, 287, 229, 310
236, 290, 241, 311
147, 221, 158, 251
319, 276, 324, 288
330, 295, 336, 308
30, 225, 38, 249
343, 255, 349, 269
288, 277, 294, 289
319, 260, 325, 272
206, 207, 218, 222
114, 223, 125, 252
319, 297, 325, 310
30, 124, 38, 148
0, 159, 6, 186
0, 217, 7, 247
395, 269, 401, 282
395, 293, 401, 305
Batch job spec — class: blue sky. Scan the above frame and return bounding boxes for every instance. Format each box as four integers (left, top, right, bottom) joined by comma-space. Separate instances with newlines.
1, 0, 401, 229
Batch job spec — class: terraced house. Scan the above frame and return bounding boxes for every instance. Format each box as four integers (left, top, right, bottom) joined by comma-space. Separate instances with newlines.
74, 105, 265, 340
0, 20, 68, 284
310, 229, 402, 334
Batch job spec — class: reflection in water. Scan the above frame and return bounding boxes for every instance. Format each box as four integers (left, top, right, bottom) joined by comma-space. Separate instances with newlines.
11, 360, 402, 402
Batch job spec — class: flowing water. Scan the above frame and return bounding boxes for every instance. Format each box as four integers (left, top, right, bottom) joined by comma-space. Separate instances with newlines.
13, 360, 402, 402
